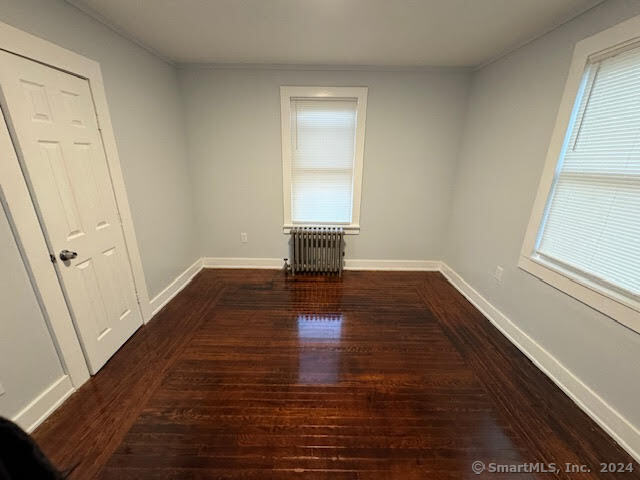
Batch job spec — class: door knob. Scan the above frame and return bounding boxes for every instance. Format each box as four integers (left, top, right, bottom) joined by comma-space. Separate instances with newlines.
60, 249, 78, 261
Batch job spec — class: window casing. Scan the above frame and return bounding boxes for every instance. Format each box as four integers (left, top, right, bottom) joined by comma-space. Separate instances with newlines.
520, 15, 640, 334
280, 86, 367, 234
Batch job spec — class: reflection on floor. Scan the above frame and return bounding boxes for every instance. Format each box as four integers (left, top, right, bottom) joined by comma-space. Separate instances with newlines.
33, 269, 639, 479
298, 314, 343, 384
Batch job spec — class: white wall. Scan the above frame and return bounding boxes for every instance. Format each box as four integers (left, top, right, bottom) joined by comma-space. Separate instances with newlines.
446, 0, 640, 437
0, 0, 197, 297
179, 67, 469, 260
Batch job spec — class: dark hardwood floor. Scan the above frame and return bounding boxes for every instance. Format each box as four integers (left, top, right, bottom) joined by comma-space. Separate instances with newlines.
33, 269, 638, 479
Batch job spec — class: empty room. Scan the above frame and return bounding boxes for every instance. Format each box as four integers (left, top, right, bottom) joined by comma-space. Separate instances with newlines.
1, 0, 640, 478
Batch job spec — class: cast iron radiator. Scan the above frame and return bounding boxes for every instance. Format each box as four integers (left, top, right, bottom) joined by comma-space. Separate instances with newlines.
287, 226, 344, 276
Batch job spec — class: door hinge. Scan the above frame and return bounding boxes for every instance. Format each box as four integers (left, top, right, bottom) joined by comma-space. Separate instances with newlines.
49, 253, 57, 263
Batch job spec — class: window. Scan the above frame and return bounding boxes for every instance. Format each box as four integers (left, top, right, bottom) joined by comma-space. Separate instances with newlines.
520, 15, 640, 334
280, 86, 367, 233
537, 47, 640, 296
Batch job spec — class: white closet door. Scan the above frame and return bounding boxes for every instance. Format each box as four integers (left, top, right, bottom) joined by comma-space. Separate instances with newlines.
0, 51, 142, 373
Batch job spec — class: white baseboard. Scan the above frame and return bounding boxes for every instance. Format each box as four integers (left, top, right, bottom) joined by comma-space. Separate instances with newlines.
13, 375, 74, 433
202, 256, 441, 271
149, 258, 203, 318
345, 259, 441, 271
439, 263, 640, 463
203, 257, 284, 269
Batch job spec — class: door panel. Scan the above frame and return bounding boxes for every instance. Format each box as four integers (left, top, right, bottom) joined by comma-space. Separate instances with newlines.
0, 51, 142, 373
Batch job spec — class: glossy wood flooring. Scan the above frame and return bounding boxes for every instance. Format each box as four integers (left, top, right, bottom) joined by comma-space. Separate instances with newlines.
33, 270, 638, 479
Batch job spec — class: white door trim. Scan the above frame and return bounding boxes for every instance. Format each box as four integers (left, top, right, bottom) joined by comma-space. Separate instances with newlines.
0, 20, 152, 323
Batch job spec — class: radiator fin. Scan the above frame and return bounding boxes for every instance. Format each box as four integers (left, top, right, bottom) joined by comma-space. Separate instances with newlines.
290, 227, 344, 276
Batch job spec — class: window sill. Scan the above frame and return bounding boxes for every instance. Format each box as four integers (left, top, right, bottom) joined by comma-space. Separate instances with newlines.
518, 254, 640, 335
283, 224, 360, 235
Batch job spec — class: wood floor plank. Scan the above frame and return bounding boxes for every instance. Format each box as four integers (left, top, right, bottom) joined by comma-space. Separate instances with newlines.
31, 269, 639, 479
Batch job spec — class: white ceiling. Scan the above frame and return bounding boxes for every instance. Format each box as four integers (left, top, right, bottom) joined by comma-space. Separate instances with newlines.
67, 0, 603, 67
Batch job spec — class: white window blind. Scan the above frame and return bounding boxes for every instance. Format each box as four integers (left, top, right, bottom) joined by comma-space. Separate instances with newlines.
290, 99, 357, 224
536, 45, 640, 298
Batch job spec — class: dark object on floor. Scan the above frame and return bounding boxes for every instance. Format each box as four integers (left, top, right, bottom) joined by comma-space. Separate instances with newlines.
0, 417, 65, 480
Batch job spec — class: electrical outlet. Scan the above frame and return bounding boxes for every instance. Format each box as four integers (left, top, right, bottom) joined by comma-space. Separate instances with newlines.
493, 266, 504, 284
240, 232, 248, 243
0, 382, 5, 397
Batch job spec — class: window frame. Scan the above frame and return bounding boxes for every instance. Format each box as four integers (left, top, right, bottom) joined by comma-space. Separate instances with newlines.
280, 86, 368, 234
519, 14, 640, 334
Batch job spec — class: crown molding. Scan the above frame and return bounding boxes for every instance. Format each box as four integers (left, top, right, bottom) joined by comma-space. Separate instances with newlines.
475, 0, 606, 71
177, 62, 472, 73
66, 0, 607, 78
65, 0, 175, 65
